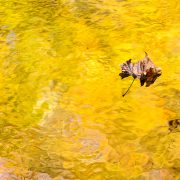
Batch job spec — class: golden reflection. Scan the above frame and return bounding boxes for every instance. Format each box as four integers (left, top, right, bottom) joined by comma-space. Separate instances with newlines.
0, 0, 179, 179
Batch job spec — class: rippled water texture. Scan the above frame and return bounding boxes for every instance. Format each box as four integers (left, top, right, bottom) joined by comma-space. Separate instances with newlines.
0, 0, 180, 179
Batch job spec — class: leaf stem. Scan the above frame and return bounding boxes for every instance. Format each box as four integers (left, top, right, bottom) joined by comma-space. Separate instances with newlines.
122, 78, 136, 97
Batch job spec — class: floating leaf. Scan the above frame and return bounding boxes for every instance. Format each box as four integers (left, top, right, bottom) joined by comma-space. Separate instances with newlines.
168, 119, 180, 132
119, 52, 162, 96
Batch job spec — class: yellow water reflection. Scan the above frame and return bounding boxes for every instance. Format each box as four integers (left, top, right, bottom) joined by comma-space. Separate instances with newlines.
0, 0, 179, 179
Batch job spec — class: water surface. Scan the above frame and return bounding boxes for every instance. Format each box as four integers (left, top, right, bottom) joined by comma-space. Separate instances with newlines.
0, 0, 180, 179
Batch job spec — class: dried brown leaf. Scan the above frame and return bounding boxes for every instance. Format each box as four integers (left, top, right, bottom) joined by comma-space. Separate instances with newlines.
119, 52, 162, 87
